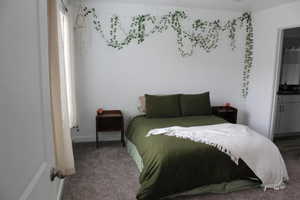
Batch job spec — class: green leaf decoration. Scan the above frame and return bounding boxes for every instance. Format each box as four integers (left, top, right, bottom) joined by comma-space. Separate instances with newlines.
79, 5, 253, 98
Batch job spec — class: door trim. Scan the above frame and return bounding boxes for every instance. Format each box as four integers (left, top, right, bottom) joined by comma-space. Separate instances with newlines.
57, 179, 65, 200
37, 0, 55, 164
19, 163, 47, 200
268, 29, 284, 140
18, 162, 65, 200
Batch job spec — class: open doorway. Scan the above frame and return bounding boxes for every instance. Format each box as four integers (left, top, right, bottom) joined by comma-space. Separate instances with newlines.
271, 27, 300, 141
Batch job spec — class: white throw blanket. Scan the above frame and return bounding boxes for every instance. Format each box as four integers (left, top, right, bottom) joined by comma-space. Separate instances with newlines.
147, 123, 289, 190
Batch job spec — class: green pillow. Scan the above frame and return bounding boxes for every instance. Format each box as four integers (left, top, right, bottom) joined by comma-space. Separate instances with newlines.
145, 94, 181, 118
180, 92, 212, 116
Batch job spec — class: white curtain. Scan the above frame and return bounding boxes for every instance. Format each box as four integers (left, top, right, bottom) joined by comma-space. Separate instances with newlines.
58, 4, 78, 128
48, 0, 76, 176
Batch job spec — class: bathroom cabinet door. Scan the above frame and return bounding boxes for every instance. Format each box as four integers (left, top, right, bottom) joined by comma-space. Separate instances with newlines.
277, 102, 300, 134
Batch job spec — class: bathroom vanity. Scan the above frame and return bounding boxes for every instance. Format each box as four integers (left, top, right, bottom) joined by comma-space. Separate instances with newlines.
275, 94, 300, 137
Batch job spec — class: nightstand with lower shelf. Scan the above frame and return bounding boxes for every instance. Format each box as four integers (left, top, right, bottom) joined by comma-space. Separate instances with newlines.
212, 106, 237, 124
95, 110, 125, 148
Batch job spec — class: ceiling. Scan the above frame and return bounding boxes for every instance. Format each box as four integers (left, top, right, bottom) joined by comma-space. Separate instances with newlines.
89, 0, 299, 11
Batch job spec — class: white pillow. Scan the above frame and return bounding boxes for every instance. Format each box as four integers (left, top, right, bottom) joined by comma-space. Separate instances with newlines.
137, 96, 146, 113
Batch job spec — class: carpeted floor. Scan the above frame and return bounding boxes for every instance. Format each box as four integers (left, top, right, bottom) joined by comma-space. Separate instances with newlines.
63, 139, 300, 200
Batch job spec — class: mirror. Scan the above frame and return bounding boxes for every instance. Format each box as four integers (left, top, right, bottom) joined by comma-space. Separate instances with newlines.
280, 28, 300, 86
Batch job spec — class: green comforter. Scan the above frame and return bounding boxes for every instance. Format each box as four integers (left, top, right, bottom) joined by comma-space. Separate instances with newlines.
126, 115, 259, 200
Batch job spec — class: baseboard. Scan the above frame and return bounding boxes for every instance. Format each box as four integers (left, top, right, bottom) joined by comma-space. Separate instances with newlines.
72, 132, 121, 143
19, 163, 47, 200
57, 179, 64, 200
72, 135, 95, 143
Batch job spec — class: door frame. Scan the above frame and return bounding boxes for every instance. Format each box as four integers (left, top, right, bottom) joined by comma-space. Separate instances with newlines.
268, 25, 300, 140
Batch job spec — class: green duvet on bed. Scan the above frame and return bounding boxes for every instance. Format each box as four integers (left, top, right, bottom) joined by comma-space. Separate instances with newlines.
126, 115, 260, 200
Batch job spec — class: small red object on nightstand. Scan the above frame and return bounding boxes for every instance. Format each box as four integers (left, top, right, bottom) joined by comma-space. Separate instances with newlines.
224, 103, 231, 108
97, 108, 104, 115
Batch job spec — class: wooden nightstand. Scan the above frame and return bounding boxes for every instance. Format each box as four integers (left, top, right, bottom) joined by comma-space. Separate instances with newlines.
96, 110, 125, 148
212, 106, 237, 124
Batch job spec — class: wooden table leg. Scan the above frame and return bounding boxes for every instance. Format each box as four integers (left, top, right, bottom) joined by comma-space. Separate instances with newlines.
96, 131, 99, 148
121, 118, 125, 147
121, 131, 125, 147
121, 123, 125, 147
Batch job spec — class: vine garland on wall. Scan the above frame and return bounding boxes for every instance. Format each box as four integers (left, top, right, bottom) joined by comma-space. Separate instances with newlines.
78, 5, 253, 98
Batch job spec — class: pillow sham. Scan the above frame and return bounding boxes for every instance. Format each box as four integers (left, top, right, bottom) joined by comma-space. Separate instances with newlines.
145, 94, 181, 118
180, 92, 212, 116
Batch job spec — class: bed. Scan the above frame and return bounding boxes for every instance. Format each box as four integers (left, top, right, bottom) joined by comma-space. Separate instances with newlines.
126, 114, 261, 200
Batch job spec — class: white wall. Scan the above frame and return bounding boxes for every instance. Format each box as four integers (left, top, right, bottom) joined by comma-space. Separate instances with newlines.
72, 2, 249, 142
247, 1, 300, 137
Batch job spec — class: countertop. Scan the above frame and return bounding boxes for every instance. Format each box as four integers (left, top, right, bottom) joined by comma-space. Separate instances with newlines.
277, 91, 300, 95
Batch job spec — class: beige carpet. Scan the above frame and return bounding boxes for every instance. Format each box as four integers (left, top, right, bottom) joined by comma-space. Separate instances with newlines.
63, 140, 300, 200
